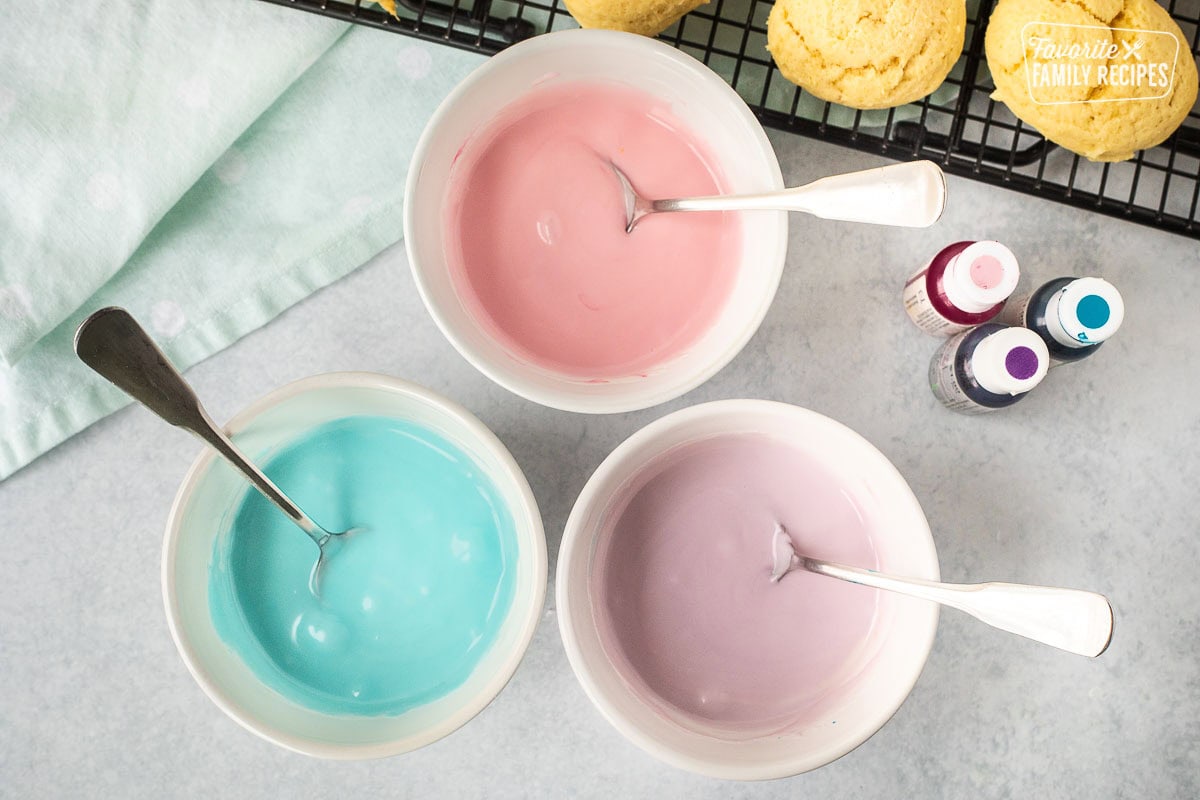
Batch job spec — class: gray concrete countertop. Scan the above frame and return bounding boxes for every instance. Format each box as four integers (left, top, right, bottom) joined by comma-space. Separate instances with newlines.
3, 132, 1197, 799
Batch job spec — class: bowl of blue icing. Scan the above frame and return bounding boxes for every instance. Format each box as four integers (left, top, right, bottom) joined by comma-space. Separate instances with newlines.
162, 372, 546, 757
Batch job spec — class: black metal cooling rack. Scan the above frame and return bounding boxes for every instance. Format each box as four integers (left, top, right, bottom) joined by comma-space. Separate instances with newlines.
259, 0, 1200, 240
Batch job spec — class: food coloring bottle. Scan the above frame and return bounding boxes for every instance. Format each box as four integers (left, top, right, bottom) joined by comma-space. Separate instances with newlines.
904, 241, 1020, 336
930, 323, 1049, 414
998, 277, 1124, 365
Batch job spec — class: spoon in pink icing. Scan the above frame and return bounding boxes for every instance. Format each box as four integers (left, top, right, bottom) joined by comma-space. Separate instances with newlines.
611, 160, 947, 233
770, 525, 1113, 658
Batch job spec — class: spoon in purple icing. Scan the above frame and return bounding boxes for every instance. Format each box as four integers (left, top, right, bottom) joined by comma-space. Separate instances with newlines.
770, 524, 1113, 657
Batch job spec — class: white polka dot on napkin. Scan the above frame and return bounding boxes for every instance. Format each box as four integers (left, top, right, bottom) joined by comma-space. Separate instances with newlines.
0, 285, 33, 321
213, 147, 248, 186
178, 76, 211, 110
150, 300, 187, 337
0, 85, 15, 122
396, 46, 432, 80
342, 195, 374, 218
86, 172, 122, 211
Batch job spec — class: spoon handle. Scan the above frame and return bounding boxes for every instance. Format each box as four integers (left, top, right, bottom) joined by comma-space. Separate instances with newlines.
655, 161, 946, 228
804, 558, 1114, 657
74, 307, 326, 543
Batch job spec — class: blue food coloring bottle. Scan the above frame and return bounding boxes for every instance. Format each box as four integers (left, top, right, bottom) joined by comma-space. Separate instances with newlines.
998, 277, 1124, 365
929, 323, 1050, 414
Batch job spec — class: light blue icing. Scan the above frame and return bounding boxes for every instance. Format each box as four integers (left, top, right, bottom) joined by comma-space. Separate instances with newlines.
208, 415, 517, 716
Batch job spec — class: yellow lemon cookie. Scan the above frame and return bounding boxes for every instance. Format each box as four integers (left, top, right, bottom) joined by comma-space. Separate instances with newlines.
563, 0, 709, 36
985, 0, 1198, 162
766, 0, 967, 110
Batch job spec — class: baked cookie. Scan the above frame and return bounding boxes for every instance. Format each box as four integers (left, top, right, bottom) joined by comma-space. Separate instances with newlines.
766, 0, 967, 109
562, 0, 708, 36
985, 0, 1198, 162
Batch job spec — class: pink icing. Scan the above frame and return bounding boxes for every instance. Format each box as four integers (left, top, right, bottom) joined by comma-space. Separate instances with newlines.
591, 434, 883, 734
444, 81, 742, 378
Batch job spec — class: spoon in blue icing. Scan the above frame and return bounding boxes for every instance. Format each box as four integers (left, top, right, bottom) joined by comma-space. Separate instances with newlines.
74, 306, 351, 579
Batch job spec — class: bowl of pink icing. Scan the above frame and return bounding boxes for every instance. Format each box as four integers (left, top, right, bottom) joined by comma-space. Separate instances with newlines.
405, 29, 787, 413
557, 400, 940, 779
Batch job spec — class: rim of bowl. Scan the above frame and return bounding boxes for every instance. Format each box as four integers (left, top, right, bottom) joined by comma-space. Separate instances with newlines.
555, 399, 940, 780
161, 371, 548, 759
403, 28, 788, 415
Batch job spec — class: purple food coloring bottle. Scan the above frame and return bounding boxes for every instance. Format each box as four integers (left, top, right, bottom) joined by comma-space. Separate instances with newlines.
929, 323, 1050, 414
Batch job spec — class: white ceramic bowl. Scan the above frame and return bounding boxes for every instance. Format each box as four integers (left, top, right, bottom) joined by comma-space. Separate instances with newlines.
557, 400, 940, 779
162, 372, 546, 759
404, 29, 787, 414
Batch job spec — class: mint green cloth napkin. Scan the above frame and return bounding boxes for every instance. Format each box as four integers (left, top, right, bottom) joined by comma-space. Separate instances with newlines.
0, 1, 483, 479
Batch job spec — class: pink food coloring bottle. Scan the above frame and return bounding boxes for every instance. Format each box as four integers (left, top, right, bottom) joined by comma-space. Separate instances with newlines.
903, 241, 1020, 336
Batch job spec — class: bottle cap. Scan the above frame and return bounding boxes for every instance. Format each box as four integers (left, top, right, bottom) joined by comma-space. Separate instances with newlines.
972, 327, 1049, 396
1046, 277, 1124, 348
943, 242, 1020, 314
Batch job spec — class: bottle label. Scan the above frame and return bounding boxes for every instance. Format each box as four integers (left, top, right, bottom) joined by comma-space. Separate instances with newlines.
929, 335, 995, 414
903, 263, 971, 336
996, 292, 1033, 328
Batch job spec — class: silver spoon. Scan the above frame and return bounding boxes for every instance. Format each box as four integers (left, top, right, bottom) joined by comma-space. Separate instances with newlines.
611, 159, 947, 233
770, 525, 1113, 658
74, 307, 350, 573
